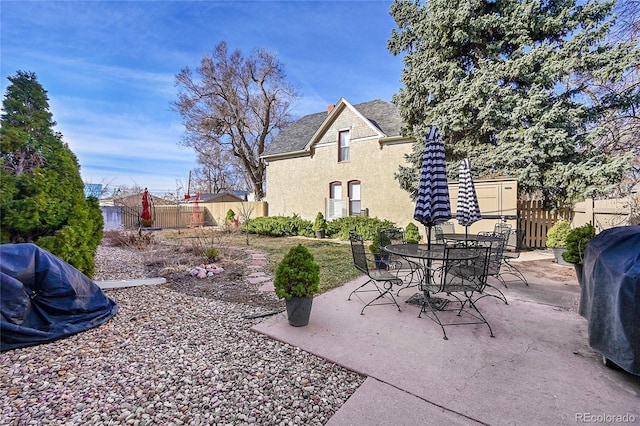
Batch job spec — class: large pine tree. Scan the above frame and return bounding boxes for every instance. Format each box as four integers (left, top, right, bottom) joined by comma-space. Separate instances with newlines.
388, 0, 638, 207
1, 71, 103, 276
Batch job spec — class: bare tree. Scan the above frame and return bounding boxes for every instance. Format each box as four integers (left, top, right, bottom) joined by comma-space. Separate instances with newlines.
173, 42, 299, 200
189, 143, 245, 194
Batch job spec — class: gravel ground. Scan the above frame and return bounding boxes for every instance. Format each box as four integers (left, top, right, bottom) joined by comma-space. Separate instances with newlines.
0, 243, 365, 425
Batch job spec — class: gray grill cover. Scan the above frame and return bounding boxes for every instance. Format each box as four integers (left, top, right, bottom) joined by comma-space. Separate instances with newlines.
1, 243, 118, 351
579, 226, 640, 375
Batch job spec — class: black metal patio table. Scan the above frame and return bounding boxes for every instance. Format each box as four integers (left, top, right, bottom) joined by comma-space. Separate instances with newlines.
384, 243, 479, 307
441, 233, 503, 243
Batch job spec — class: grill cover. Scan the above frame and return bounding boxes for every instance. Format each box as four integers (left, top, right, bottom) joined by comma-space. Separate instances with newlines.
579, 226, 640, 375
1, 243, 118, 351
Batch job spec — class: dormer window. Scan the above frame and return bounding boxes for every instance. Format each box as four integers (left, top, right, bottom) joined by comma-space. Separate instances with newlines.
338, 130, 350, 162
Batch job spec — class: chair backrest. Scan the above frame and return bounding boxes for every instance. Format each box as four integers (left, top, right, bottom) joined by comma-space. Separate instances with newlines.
432, 226, 444, 243
440, 244, 491, 293
349, 232, 370, 275
439, 222, 456, 234
505, 229, 525, 251
494, 222, 512, 236
476, 232, 506, 275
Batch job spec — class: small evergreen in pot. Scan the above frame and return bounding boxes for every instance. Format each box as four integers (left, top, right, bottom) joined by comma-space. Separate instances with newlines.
274, 244, 320, 326
563, 224, 596, 285
404, 223, 421, 244
546, 220, 571, 265
312, 212, 327, 238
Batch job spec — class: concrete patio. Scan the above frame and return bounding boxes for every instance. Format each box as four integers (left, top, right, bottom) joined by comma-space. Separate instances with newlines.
252, 251, 640, 425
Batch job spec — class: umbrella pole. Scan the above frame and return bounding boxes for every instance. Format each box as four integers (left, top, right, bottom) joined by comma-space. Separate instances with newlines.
427, 226, 432, 250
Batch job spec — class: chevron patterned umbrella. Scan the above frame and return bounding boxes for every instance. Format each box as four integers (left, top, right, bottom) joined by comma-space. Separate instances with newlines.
413, 126, 451, 248
456, 158, 482, 235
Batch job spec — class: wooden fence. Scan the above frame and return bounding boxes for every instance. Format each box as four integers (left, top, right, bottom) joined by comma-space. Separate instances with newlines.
517, 200, 571, 249
517, 196, 635, 249
115, 201, 268, 230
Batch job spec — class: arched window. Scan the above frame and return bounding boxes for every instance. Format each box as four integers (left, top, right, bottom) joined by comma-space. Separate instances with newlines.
348, 180, 361, 215
330, 181, 342, 199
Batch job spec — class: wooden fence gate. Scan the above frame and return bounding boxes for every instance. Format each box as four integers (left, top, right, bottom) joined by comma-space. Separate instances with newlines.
517, 200, 571, 249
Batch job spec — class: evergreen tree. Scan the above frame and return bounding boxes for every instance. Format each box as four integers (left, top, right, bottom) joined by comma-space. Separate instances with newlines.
1, 71, 103, 276
388, 0, 638, 207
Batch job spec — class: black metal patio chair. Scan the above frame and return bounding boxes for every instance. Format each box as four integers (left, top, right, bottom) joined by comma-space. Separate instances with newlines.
348, 232, 403, 315
474, 232, 510, 302
499, 229, 529, 286
377, 228, 422, 294
418, 244, 495, 339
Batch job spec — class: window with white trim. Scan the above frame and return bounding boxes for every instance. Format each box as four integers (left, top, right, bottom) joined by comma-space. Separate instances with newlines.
338, 130, 350, 162
348, 180, 361, 215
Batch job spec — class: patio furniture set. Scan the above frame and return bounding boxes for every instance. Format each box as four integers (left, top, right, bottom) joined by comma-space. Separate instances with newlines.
348, 222, 528, 340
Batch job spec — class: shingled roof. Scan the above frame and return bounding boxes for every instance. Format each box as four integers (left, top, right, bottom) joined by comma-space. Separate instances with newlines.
262, 99, 403, 157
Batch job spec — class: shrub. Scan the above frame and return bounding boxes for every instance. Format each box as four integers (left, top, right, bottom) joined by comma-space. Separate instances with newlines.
225, 209, 235, 224
546, 220, 571, 248
369, 231, 391, 254
562, 224, 596, 265
404, 223, 421, 243
273, 244, 320, 301
241, 215, 314, 237
205, 247, 220, 261
312, 212, 327, 232
326, 216, 397, 241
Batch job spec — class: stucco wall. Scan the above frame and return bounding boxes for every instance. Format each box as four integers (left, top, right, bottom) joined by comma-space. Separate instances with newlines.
264, 133, 416, 226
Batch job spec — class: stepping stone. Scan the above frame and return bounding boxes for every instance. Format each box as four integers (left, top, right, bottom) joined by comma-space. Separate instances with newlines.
258, 281, 274, 292
248, 275, 272, 285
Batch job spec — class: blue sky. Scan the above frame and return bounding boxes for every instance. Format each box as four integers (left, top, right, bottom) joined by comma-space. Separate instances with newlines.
1, 0, 404, 196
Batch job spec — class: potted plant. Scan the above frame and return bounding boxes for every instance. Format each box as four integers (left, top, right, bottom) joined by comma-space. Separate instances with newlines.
369, 231, 392, 270
273, 244, 320, 326
312, 212, 327, 239
546, 220, 571, 265
562, 223, 596, 285
404, 223, 421, 244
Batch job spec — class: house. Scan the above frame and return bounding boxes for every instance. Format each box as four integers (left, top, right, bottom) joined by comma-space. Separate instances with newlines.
261, 98, 418, 226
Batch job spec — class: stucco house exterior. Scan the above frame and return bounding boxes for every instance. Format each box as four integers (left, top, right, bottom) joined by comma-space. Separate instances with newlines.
261, 98, 419, 227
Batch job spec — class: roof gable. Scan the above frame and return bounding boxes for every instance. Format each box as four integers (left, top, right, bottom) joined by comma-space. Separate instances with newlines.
304, 98, 387, 151
262, 98, 403, 159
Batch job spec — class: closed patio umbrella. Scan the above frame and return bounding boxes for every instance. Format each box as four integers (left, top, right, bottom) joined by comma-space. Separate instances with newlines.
456, 158, 481, 239
141, 188, 152, 225
413, 126, 451, 249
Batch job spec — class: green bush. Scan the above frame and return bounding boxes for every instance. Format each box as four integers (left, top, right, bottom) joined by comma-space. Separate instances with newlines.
240, 214, 398, 241
241, 215, 314, 237
404, 223, 421, 243
225, 209, 235, 224
326, 216, 397, 240
546, 220, 571, 248
369, 231, 391, 254
273, 244, 320, 301
205, 247, 220, 261
312, 212, 327, 232
562, 224, 596, 265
